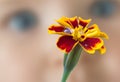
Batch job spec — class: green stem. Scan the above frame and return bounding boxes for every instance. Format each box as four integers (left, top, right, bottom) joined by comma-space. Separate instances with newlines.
61, 44, 82, 82
64, 53, 68, 67
61, 69, 70, 82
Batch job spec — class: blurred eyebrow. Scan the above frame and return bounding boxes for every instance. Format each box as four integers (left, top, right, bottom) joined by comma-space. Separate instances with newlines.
0, 0, 25, 5
0, 0, 42, 21
0, 0, 42, 6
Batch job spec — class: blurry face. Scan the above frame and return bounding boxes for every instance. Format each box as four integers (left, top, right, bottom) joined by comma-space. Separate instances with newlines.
0, 0, 120, 82
0, 0, 67, 82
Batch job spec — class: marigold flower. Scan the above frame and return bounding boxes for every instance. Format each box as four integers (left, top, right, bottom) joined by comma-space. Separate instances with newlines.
48, 16, 108, 54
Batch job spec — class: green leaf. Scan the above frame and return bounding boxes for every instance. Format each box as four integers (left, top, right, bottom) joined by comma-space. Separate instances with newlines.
61, 44, 82, 82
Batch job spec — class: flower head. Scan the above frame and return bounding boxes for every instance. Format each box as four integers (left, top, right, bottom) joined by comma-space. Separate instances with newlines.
48, 16, 108, 54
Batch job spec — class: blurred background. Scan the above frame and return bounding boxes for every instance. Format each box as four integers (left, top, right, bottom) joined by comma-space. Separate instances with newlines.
0, 0, 120, 82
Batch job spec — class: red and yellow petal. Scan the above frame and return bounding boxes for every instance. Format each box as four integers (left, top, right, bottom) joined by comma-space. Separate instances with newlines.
98, 32, 109, 39
57, 36, 78, 53
79, 17, 91, 28
99, 46, 106, 54
85, 24, 100, 36
56, 17, 73, 29
48, 25, 65, 33
69, 16, 79, 28
79, 37, 103, 54
48, 25, 72, 36
86, 24, 109, 39
56, 16, 79, 29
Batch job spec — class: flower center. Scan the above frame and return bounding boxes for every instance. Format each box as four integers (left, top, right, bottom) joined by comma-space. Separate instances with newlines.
72, 26, 86, 41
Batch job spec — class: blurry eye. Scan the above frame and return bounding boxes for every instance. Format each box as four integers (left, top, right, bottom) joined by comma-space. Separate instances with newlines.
9, 10, 38, 31
90, 0, 115, 17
